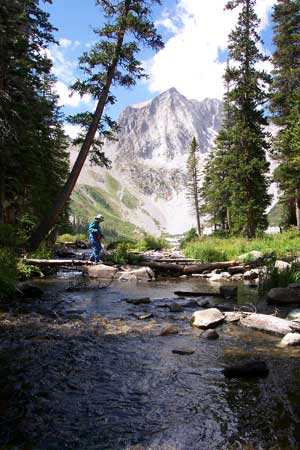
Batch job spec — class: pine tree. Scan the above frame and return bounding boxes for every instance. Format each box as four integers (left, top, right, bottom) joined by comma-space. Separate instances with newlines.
270, 0, 300, 229
186, 137, 202, 235
201, 81, 234, 233
28, 0, 164, 250
208, 0, 271, 238
0, 0, 69, 230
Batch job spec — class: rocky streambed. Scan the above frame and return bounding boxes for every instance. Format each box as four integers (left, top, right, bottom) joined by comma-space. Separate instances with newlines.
1, 273, 300, 450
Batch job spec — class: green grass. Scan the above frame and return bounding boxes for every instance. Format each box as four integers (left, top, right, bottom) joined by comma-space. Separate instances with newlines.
56, 233, 87, 244
182, 228, 300, 262
122, 189, 139, 209
260, 262, 300, 291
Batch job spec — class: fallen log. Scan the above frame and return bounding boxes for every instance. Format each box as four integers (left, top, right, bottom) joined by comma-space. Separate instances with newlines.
140, 261, 184, 274
183, 260, 240, 275
141, 260, 244, 275
21, 258, 93, 267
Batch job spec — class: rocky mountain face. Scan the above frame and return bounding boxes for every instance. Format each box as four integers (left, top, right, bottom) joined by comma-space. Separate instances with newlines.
71, 88, 223, 235
112, 87, 223, 163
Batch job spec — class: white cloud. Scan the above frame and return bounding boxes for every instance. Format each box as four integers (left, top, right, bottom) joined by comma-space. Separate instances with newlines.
64, 124, 83, 139
54, 81, 93, 108
146, 0, 276, 101
59, 38, 72, 48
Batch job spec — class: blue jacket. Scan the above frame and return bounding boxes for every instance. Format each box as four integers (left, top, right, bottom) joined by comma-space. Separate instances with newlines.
88, 220, 104, 239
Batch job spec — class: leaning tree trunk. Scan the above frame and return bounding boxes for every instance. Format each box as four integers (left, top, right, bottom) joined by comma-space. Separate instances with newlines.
28, 5, 130, 251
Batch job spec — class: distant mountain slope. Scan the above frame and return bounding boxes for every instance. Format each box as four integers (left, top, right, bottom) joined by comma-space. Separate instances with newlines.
70, 88, 224, 236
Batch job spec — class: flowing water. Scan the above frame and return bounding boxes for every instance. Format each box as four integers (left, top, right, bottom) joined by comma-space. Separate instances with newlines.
1, 272, 300, 450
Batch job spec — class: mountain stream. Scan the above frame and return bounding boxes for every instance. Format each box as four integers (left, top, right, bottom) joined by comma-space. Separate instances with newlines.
1, 272, 300, 450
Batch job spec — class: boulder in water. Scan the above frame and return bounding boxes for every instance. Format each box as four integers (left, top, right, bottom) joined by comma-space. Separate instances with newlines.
267, 287, 300, 305
191, 308, 225, 329
278, 332, 300, 348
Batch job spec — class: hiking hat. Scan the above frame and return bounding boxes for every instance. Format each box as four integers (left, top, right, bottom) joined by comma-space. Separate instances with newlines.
95, 214, 104, 221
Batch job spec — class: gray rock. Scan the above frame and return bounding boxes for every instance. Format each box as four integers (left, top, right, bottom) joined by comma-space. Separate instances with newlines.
224, 312, 243, 323
183, 300, 200, 308
172, 348, 195, 355
125, 297, 151, 305
288, 283, 300, 290
160, 324, 179, 336
275, 260, 291, 272
267, 287, 300, 305
201, 329, 219, 340
119, 266, 155, 281
237, 250, 263, 262
219, 285, 238, 298
133, 313, 153, 320
191, 308, 225, 329
83, 264, 118, 279
278, 332, 300, 348
286, 309, 300, 321
240, 313, 300, 336
223, 360, 269, 378
209, 272, 231, 282
243, 269, 260, 280
169, 303, 184, 313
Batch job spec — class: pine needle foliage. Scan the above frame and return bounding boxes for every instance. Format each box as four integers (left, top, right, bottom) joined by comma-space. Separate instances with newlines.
202, 0, 271, 238
270, 0, 300, 228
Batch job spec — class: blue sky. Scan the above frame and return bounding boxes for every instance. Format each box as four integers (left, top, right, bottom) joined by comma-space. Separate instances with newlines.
43, 0, 276, 137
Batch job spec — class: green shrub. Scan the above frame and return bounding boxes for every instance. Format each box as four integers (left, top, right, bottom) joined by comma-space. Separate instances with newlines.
180, 227, 198, 248
260, 262, 300, 292
135, 233, 169, 251
0, 248, 16, 302
108, 242, 143, 265
16, 261, 43, 281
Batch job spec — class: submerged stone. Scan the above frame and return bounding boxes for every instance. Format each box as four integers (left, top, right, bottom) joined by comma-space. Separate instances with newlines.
172, 348, 195, 355
169, 303, 184, 313
201, 329, 219, 340
159, 324, 179, 336
223, 360, 269, 378
125, 297, 151, 305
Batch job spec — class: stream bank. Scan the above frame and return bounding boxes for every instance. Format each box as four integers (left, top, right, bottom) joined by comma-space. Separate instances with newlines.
1, 273, 300, 450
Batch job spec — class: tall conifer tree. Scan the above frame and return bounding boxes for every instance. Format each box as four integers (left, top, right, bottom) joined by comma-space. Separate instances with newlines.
270, 0, 300, 228
203, 0, 271, 237
187, 137, 202, 235
0, 0, 69, 229
28, 0, 163, 250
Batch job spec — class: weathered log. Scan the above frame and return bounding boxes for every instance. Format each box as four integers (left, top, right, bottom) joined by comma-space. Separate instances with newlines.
140, 261, 184, 274
21, 258, 93, 267
183, 260, 240, 275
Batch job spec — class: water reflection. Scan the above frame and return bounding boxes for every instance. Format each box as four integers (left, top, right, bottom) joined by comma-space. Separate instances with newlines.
11, 273, 300, 449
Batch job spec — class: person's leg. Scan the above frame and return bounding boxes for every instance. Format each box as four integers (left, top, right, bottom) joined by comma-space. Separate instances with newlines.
94, 240, 101, 263
89, 234, 97, 262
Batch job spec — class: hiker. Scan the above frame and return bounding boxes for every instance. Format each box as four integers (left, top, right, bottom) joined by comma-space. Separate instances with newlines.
88, 214, 105, 263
